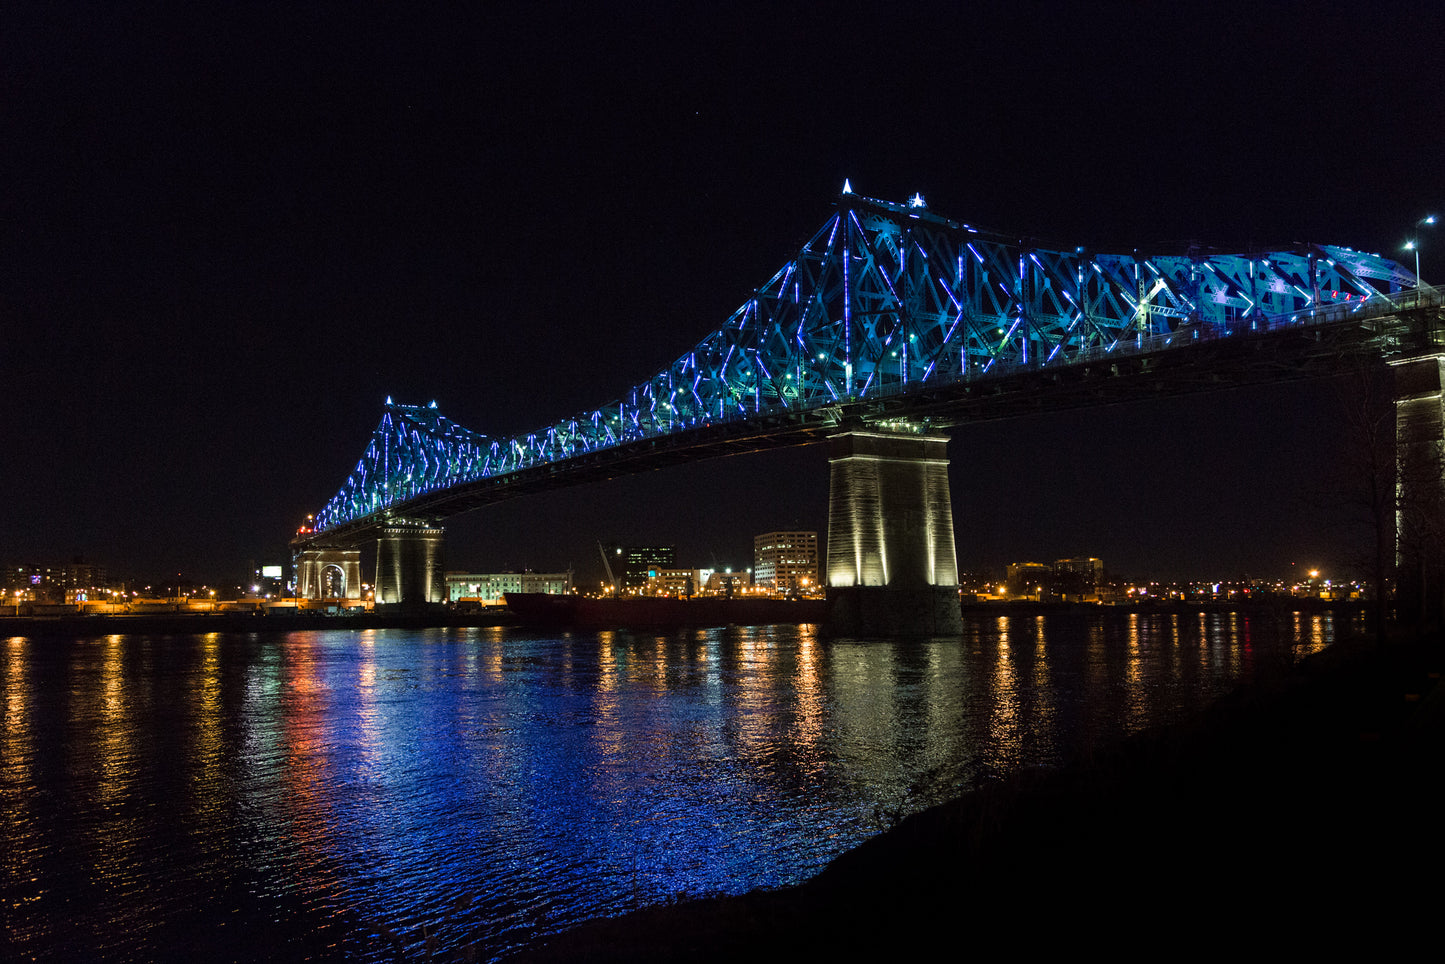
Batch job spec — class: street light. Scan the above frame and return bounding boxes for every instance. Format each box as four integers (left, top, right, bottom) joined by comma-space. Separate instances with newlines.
1405, 215, 1437, 288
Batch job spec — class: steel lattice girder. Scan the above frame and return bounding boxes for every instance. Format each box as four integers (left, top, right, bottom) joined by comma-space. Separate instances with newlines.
310, 191, 1417, 534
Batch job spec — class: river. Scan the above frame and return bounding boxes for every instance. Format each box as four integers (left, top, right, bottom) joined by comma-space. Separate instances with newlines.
1, 609, 1351, 961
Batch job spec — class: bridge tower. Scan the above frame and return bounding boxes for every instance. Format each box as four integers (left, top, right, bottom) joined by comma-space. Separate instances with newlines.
1392, 351, 1445, 623
374, 521, 446, 608
294, 548, 363, 604
825, 427, 962, 634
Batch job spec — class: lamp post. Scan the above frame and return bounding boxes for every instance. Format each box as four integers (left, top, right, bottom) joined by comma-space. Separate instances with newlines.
1405, 215, 1437, 288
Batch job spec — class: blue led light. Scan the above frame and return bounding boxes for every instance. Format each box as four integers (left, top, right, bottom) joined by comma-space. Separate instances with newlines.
305, 195, 1415, 535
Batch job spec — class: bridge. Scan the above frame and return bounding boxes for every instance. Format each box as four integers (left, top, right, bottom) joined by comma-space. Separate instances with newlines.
294, 187, 1445, 630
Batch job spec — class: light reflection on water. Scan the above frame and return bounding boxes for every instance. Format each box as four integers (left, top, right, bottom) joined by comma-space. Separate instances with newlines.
1, 610, 1360, 961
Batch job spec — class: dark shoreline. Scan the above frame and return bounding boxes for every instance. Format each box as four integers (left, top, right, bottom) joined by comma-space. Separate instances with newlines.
960, 596, 1372, 616
0, 609, 520, 638
1, 597, 1368, 639
509, 629, 1442, 960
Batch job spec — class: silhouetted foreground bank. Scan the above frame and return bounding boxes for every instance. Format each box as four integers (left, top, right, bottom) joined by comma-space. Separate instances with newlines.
512, 632, 1443, 961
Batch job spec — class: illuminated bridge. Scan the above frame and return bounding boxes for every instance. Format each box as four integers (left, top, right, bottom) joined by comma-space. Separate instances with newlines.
294, 187, 1443, 629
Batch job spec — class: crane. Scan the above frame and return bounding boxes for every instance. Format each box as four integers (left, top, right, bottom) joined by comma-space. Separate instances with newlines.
597, 541, 619, 594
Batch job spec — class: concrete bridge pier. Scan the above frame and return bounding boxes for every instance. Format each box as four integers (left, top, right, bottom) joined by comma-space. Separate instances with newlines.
374, 521, 446, 609
1392, 352, 1445, 623
825, 428, 962, 635
294, 548, 363, 603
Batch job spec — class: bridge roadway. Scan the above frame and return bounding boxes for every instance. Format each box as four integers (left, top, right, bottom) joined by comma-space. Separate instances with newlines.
297, 282, 1444, 552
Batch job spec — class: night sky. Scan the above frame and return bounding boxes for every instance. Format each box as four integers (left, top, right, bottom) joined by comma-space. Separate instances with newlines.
4, 2, 1443, 587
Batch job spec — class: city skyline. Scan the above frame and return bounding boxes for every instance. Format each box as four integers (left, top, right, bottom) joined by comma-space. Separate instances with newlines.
4, 3, 1442, 585
2, 500, 1372, 598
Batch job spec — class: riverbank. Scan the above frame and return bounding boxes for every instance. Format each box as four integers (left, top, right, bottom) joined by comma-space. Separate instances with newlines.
2, 596, 1367, 639
0, 609, 519, 637
959, 596, 1372, 617
513, 630, 1443, 960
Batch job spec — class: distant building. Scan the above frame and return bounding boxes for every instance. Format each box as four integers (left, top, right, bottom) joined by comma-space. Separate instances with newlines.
620, 547, 676, 592
445, 571, 572, 604
1005, 562, 1052, 598
248, 564, 286, 598
4, 560, 112, 603
706, 570, 752, 595
1005, 558, 1104, 600
754, 531, 819, 594
1053, 557, 1103, 599
650, 568, 709, 597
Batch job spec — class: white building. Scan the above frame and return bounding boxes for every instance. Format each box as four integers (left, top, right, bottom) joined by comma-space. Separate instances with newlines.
445, 571, 572, 604
753, 531, 819, 594
649, 568, 711, 597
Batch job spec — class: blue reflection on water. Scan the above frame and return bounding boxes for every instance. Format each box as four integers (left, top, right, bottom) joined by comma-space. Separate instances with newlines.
0, 613, 1352, 961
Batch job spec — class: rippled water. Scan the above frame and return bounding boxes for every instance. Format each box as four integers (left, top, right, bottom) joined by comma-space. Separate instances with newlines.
2, 611, 1349, 961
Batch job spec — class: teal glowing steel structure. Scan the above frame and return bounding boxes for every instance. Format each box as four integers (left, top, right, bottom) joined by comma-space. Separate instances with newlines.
305, 189, 1424, 544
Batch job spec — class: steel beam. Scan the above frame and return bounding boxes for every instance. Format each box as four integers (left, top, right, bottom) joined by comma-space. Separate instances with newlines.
298, 194, 1434, 547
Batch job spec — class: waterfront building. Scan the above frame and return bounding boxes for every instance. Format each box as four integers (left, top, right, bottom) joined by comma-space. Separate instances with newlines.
445, 570, 573, 604
1005, 562, 1052, 598
649, 568, 711, 597
4, 560, 113, 603
753, 531, 819, 594
1053, 557, 1104, 600
1005, 558, 1106, 600
706, 570, 752, 595
620, 546, 676, 593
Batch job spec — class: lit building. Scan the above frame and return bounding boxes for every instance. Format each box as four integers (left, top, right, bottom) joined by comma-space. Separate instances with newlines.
445, 570, 573, 604
1005, 562, 1052, 598
1004, 558, 1105, 600
754, 531, 819, 594
620, 547, 676, 593
4, 561, 113, 603
1053, 557, 1103, 600
706, 570, 752, 595
649, 568, 710, 597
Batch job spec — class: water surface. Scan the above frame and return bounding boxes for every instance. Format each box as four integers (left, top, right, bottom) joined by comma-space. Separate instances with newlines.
1, 611, 1347, 960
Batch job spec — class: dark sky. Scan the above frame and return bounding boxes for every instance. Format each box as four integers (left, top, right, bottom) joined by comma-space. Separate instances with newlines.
4, 2, 1443, 587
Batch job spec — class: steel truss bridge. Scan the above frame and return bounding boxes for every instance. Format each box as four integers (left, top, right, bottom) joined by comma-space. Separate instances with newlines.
298, 189, 1440, 549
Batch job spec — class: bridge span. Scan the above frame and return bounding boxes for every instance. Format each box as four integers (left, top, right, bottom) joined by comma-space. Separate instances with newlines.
294, 190, 1444, 630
